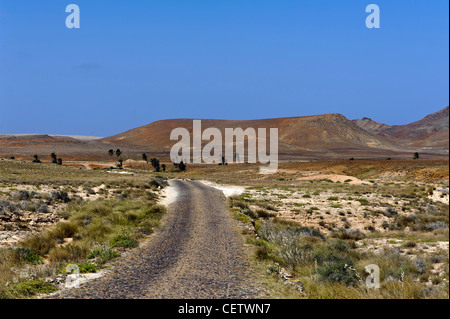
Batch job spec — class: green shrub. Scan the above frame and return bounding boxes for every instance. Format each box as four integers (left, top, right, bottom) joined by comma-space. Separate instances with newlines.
5, 280, 57, 298
255, 209, 275, 219
79, 262, 98, 273
317, 258, 360, 286
20, 232, 56, 256
110, 233, 137, 248
87, 245, 120, 264
330, 228, 365, 241
51, 221, 79, 242
12, 248, 42, 265
234, 212, 251, 223
255, 245, 271, 261
354, 198, 369, 205
48, 244, 89, 264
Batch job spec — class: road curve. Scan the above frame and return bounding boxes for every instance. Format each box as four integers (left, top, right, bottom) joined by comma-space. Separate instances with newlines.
54, 180, 259, 299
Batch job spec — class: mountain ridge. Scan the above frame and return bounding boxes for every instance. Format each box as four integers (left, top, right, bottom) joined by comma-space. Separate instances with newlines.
352, 107, 449, 151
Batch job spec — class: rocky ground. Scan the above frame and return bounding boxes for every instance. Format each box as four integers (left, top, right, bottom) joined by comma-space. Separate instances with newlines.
0, 183, 118, 247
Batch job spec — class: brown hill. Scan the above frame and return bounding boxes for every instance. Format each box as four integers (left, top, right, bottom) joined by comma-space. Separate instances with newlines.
0, 134, 146, 161
352, 118, 391, 133
100, 113, 405, 159
2, 109, 446, 162
353, 107, 449, 151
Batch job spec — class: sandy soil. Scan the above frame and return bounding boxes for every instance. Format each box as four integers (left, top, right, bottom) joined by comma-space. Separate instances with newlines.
429, 189, 450, 205
198, 180, 246, 197
158, 180, 179, 207
296, 174, 368, 185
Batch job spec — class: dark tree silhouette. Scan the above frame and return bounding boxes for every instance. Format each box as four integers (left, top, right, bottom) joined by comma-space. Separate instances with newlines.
108, 149, 114, 157
161, 164, 166, 172
32, 155, 41, 163
57, 158, 63, 165
413, 152, 419, 160
115, 149, 122, 158
51, 153, 57, 164
142, 153, 149, 171
150, 158, 160, 172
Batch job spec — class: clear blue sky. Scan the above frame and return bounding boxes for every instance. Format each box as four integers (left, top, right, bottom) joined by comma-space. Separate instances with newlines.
0, 0, 448, 137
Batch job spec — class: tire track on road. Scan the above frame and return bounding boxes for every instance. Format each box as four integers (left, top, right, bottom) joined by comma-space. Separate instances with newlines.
54, 180, 259, 299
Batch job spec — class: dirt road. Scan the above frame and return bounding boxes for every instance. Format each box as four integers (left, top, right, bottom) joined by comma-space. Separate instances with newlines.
54, 180, 259, 299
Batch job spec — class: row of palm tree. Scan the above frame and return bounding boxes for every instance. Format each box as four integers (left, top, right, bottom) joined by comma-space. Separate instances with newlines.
31, 153, 62, 165
108, 149, 178, 172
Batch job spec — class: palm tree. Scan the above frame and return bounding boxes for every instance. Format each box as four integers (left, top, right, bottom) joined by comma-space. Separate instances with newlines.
413, 152, 419, 160
108, 149, 114, 157
32, 155, 41, 163
51, 153, 57, 164
142, 153, 149, 171
161, 164, 166, 172
115, 149, 122, 158
150, 158, 160, 172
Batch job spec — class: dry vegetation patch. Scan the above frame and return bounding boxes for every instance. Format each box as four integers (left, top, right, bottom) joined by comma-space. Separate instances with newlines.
0, 159, 168, 298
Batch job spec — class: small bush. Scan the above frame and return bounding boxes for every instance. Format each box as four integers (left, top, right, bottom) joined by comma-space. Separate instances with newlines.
330, 228, 365, 241
87, 245, 120, 264
79, 262, 98, 273
51, 221, 79, 242
11, 248, 42, 265
48, 244, 89, 264
317, 258, 360, 286
20, 232, 56, 256
403, 241, 417, 248
110, 233, 137, 248
5, 280, 57, 298
37, 204, 50, 214
148, 177, 168, 189
383, 207, 398, 218
354, 198, 369, 205
414, 258, 428, 275
396, 215, 418, 229
255, 245, 271, 261
50, 190, 71, 203
255, 209, 275, 219
12, 190, 30, 201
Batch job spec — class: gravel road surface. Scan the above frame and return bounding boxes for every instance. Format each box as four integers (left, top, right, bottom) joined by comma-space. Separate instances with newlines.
53, 180, 260, 299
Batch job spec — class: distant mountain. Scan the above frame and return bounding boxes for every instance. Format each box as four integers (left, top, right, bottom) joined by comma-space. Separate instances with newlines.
0, 134, 144, 161
100, 113, 403, 159
2, 108, 447, 161
352, 107, 449, 151
352, 118, 391, 134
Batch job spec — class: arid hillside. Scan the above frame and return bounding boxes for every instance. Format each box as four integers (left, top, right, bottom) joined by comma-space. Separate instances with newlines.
101, 113, 410, 159
0, 134, 148, 161
353, 106, 449, 151
1, 109, 448, 161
